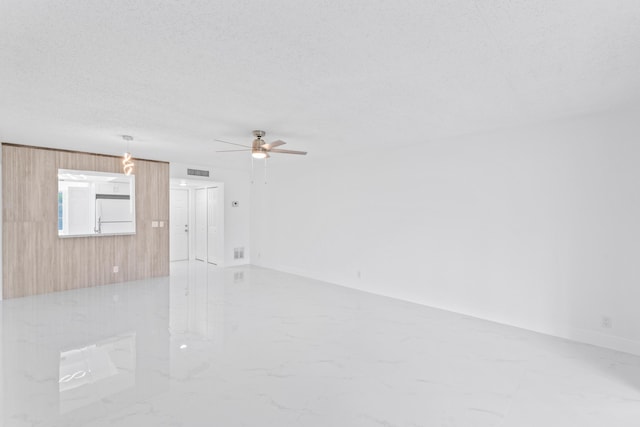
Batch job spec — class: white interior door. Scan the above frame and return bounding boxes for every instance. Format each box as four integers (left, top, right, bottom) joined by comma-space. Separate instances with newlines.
195, 188, 207, 261
207, 187, 219, 265
170, 189, 189, 261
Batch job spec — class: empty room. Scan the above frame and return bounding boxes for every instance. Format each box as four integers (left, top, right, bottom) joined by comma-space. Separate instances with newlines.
1, 1, 640, 426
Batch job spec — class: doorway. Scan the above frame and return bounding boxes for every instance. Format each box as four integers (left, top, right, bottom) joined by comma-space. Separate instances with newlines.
170, 179, 225, 265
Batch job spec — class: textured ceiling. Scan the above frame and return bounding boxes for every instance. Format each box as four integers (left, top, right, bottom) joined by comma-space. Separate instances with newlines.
1, 0, 640, 169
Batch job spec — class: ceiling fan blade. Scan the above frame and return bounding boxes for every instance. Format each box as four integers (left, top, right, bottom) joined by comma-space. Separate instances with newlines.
262, 140, 286, 150
214, 139, 251, 148
216, 149, 251, 152
268, 148, 307, 155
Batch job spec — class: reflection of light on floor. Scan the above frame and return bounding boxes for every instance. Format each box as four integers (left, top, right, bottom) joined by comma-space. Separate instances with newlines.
58, 333, 136, 414
180, 344, 188, 350
59, 369, 88, 384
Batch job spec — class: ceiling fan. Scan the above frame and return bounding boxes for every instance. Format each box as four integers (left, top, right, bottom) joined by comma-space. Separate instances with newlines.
215, 130, 307, 159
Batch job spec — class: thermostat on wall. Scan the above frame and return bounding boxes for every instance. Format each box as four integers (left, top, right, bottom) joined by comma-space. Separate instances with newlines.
232, 201, 239, 207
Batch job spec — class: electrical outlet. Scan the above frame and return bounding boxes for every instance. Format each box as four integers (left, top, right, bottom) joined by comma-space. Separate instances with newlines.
113, 266, 119, 273
601, 316, 613, 329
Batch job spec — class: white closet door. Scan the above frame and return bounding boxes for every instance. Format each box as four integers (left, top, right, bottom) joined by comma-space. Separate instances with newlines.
195, 188, 207, 261
170, 188, 189, 261
207, 187, 220, 265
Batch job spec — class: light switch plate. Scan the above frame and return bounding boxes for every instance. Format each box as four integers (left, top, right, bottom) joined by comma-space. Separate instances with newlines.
152, 221, 158, 228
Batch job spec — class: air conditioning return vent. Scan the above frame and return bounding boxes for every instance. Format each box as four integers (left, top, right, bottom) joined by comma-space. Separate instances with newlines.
187, 168, 209, 177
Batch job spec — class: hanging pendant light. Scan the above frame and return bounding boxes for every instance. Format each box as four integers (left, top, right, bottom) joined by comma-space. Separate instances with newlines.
122, 135, 134, 175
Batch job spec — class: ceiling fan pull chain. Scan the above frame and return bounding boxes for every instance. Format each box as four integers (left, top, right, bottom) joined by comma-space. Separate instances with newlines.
264, 157, 268, 184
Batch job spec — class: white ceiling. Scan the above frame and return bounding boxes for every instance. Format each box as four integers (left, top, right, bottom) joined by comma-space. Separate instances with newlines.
1, 0, 640, 170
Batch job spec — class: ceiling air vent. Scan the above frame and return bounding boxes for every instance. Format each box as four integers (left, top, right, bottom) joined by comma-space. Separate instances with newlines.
187, 168, 209, 177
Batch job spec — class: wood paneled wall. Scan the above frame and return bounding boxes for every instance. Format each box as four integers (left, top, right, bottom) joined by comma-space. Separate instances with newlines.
2, 144, 170, 299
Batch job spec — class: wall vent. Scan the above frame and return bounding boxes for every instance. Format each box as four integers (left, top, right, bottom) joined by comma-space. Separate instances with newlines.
187, 168, 210, 177
234, 247, 244, 260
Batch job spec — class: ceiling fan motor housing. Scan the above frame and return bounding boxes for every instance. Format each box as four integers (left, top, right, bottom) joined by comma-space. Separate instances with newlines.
252, 130, 266, 154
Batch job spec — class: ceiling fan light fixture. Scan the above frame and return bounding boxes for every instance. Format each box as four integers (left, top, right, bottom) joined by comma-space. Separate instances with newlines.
216, 130, 306, 160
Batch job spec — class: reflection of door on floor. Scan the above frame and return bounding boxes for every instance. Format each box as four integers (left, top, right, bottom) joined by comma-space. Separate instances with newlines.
170, 189, 189, 261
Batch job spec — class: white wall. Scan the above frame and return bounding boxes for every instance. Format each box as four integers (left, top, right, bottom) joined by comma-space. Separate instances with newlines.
251, 105, 640, 355
0, 144, 3, 423
0, 144, 2, 301
171, 163, 251, 266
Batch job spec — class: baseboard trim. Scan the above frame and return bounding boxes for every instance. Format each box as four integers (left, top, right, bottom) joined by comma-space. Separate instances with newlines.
565, 327, 640, 356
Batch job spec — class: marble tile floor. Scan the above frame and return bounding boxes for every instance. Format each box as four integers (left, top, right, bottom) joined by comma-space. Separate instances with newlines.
1, 261, 640, 427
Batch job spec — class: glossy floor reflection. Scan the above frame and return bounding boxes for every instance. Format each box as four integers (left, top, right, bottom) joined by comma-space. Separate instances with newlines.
2, 262, 640, 426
